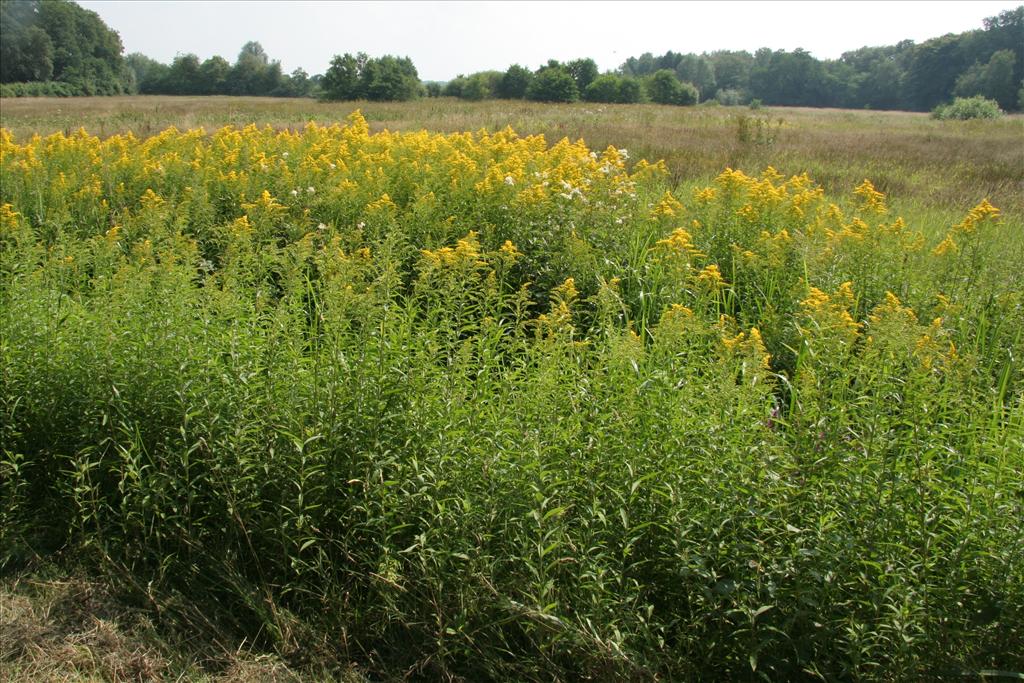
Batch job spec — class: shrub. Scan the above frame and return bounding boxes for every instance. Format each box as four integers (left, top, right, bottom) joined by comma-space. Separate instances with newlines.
526, 66, 578, 103
497, 64, 532, 99
0, 80, 78, 97
645, 70, 698, 106
931, 96, 1003, 120
715, 88, 745, 106
583, 74, 622, 103
617, 77, 644, 103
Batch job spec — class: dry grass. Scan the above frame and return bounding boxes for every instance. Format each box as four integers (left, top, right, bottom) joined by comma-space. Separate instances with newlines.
0, 566, 365, 682
2, 95, 1021, 215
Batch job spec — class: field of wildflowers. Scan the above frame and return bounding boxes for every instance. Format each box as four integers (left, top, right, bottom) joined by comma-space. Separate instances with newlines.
1, 111, 1021, 679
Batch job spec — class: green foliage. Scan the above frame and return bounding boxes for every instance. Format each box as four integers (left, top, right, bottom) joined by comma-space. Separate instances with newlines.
1, 119, 1022, 679
321, 52, 420, 102
442, 74, 466, 98
0, 80, 77, 97
645, 69, 698, 105
498, 64, 532, 99
932, 95, 1004, 120
1, 0, 128, 94
583, 74, 619, 103
615, 6, 1023, 112
566, 57, 598, 92
460, 73, 491, 101
954, 49, 1019, 111
674, 54, 716, 99
527, 64, 579, 103
617, 77, 644, 104
445, 71, 502, 101
583, 74, 643, 104
715, 88, 744, 106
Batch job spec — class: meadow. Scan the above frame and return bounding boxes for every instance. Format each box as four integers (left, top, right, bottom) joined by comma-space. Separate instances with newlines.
1, 97, 1022, 680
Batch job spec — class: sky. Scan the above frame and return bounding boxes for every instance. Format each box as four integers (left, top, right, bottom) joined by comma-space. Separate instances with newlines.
79, 1, 1022, 82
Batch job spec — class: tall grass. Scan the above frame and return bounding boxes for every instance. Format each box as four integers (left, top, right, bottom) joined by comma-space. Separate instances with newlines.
1, 114, 1021, 679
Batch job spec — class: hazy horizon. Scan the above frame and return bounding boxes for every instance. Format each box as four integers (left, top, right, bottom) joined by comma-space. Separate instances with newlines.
78, 1, 1022, 82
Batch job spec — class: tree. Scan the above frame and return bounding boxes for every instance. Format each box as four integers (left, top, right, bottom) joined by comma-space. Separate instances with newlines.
584, 74, 644, 104
856, 57, 905, 110
645, 69, 697, 105
13, 26, 54, 81
567, 58, 598, 92
461, 72, 491, 101
279, 67, 311, 97
617, 77, 643, 103
621, 52, 656, 77
443, 75, 466, 98
322, 53, 419, 101
906, 35, 969, 110
362, 55, 419, 101
583, 74, 621, 103
165, 53, 200, 94
1, 0, 128, 93
707, 50, 752, 93
675, 54, 716, 99
322, 52, 366, 100
198, 56, 230, 95
527, 64, 578, 102
955, 49, 1018, 110
126, 52, 168, 93
749, 48, 832, 106
227, 41, 284, 95
498, 64, 532, 99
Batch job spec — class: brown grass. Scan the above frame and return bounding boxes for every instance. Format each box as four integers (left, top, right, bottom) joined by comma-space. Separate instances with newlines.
2, 95, 1022, 215
0, 566, 365, 682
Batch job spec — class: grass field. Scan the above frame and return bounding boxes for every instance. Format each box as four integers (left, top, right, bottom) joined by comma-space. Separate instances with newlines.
1, 96, 1022, 681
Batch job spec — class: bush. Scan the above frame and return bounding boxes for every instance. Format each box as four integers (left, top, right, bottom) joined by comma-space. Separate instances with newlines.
584, 74, 645, 104
617, 77, 643, 104
0, 80, 78, 97
645, 70, 698, 106
497, 64, 532, 99
931, 96, 1003, 120
583, 74, 620, 103
715, 88, 745, 106
526, 66, 578, 103
461, 73, 492, 101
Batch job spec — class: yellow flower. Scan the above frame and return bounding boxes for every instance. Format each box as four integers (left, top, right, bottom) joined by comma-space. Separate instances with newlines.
499, 240, 522, 261
656, 227, 704, 258
651, 190, 684, 218
140, 188, 165, 209
932, 235, 958, 257
854, 179, 887, 213
696, 264, 726, 288
241, 190, 286, 214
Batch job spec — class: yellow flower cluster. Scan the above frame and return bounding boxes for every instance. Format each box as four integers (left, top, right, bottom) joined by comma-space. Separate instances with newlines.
655, 227, 704, 259
853, 179, 887, 214
799, 282, 861, 342
720, 325, 771, 371
931, 199, 1001, 257
1, 111, 656, 251
420, 231, 486, 269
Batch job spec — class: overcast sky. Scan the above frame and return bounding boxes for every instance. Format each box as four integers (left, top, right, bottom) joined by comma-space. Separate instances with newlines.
79, 1, 1021, 82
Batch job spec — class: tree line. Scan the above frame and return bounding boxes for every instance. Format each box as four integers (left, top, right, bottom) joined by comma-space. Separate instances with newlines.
2, 0, 1021, 113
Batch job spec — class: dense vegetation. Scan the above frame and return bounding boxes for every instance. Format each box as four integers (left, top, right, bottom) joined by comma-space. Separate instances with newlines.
126, 41, 318, 98
0, 0, 130, 95
2, 0, 1022, 112
1, 111, 1021, 679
